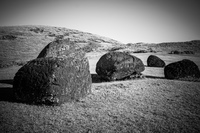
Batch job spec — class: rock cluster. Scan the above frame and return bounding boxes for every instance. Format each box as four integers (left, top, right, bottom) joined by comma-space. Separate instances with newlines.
164, 59, 200, 80
12, 36, 200, 106
96, 51, 145, 81
147, 55, 165, 67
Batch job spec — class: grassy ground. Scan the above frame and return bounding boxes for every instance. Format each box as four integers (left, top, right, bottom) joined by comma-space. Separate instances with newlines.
0, 26, 200, 132
1, 78, 200, 133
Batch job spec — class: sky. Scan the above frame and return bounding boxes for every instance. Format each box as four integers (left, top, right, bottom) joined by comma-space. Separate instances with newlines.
0, 0, 200, 44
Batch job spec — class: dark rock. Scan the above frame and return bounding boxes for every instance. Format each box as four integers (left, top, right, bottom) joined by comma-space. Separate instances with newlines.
96, 51, 145, 81
169, 50, 194, 55
0, 35, 17, 40
13, 56, 92, 105
147, 55, 165, 67
37, 38, 80, 58
183, 51, 194, 54
169, 50, 181, 54
164, 59, 200, 80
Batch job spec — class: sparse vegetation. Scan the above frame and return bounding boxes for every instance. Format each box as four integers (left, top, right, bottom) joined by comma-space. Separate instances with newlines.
81, 42, 101, 53
132, 50, 148, 53
48, 32, 56, 37
169, 50, 195, 54
30, 27, 44, 33
1, 79, 200, 132
0, 25, 200, 133
0, 26, 122, 68
108, 47, 125, 51
0, 35, 17, 40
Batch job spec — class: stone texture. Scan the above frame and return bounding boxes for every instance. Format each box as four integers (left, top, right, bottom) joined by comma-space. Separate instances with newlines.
164, 59, 200, 80
13, 55, 92, 105
96, 51, 145, 81
147, 55, 165, 67
37, 38, 80, 58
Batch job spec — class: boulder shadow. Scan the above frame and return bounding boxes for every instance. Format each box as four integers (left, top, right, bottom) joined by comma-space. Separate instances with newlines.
0, 79, 13, 85
145, 75, 165, 79
0, 87, 16, 102
144, 75, 200, 82
0, 79, 16, 102
91, 74, 107, 83
91, 73, 146, 83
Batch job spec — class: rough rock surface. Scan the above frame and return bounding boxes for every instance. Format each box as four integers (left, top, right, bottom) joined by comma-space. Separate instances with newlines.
96, 51, 145, 81
147, 55, 165, 67
164, 59, 200, 80
37, 38, 80, 58
13, 56, 92, 105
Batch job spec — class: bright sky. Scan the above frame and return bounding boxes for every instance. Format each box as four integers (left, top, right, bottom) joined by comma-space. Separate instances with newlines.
0, 0, 200, 44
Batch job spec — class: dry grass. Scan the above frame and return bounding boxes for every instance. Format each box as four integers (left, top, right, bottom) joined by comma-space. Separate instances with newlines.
1, 79, 200, 133
0, 26, 122, 68
1, 25, 200, 132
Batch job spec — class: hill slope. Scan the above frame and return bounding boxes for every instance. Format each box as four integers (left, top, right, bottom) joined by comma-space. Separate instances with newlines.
0, 25, 200, 68
0, 25, 123, 68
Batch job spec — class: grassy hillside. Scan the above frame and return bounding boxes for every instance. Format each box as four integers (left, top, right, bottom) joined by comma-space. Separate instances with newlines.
125, 41, 200, 54
1, 25, 200, 69
0, 25, 123, 68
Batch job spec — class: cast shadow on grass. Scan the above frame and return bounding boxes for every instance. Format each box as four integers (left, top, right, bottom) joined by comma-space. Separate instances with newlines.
145, 75, 200, 82
91, 73, 153, 83
0, 79, 16, 102
0, 79, 13, 85
145, 75, 165, 79
0, 87, 16, 102
91, 74, 106, 83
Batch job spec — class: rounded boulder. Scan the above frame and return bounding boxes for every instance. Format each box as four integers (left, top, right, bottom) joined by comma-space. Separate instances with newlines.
96, 51, 145, 81
13, 55, 92, 105
164, 59, 200, 80
147, 55, 165, 67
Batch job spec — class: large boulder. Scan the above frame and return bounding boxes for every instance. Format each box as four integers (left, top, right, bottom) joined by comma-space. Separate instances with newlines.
164, 59, 200, 80
96, 51, 145, 81
37, 38, 80, 58
147, 55, 165, 67
13, 55, 92, 105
